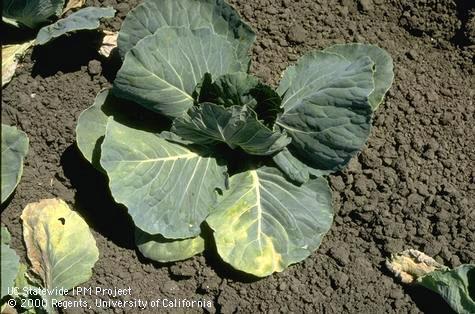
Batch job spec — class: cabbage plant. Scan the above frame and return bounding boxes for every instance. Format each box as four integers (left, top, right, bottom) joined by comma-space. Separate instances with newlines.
76, 0, 394, 277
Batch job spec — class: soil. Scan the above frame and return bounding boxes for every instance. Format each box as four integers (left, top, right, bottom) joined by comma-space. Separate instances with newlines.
2, 0, 474, 313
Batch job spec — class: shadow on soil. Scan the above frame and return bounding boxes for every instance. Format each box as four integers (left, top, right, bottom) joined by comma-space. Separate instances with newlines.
61, 144, 136, 249
404, 285, 456, 314
452, 0, 475, 46
31, 31, 103, 77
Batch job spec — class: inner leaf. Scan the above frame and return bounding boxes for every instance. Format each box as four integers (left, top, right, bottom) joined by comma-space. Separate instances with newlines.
172, 102, 290, 156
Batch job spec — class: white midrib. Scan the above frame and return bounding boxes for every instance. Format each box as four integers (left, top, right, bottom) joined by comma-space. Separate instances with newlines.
119, 153, 197, 163
251, 171, 263, 248
145, 70, 193, 101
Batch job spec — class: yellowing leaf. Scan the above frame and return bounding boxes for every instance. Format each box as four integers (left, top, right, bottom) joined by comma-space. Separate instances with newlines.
135, 228, 204, 263
206, 167, 333, 277
21, 198, 99, 306
2, 41, 34, 87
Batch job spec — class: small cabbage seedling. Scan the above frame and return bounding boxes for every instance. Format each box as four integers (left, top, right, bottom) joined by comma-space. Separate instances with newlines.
1, 0, 115, 86
76, 0, 394, 277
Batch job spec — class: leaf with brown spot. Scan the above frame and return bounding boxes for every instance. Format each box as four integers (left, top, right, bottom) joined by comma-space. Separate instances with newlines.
21, 199, 99, 311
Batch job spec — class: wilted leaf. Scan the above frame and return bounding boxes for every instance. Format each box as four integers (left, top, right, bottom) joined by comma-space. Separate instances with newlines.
135, 228, 204, 263
98, 30, 118, 58
276, 51, 374, 176
114, 27, 243, 118
62, 0, 85, 14
2, 42, 34, 87
1, 227, 20, 299
387, 250, 475, 314
21, 198, 99, 311
100, 119, 227, 238
207, 167, 333, 277
1, 124, 29, 203
117, 0, 255, 62
2, 0, 65, 28
36, 7, 116, 45
386, 249, 447, 284
172, 103, 290, 156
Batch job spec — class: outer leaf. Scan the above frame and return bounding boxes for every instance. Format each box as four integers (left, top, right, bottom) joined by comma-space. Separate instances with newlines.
1, 124, 29, 203
324, 43, 394, 110
1, 226, 12, 244
12, 263, 47, 314
272, 147, 329, 184
36, 7, 116, 45
100, 119, 227, 238
1, 227, 20, 299
277, 51, 374, 113
276, 52, 374, 174
21, 198, 99, 312
14, 263, 30, 292
172, 103, 291, 156
75, 90, 110, 167
76, 89, 172, 170
117, 0, 255, 62
2, 0, 65, 28
2, 41, 35, 87
113, 27, 243, 118
135, 228, 204, 263
206, 167, 333, 277
417, 265, 475, 314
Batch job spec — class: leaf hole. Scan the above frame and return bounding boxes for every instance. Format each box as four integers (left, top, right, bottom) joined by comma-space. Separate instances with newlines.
58, 217, 65, 225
